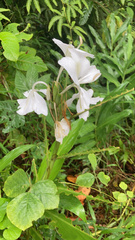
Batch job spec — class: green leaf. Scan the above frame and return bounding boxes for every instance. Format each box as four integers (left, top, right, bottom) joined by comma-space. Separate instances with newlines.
109, 13, 116, 44
119, 182, 127, 191
76, 173, 95, 187
29, 227, 43, 240
26, 0, 32, 13
45, 210, 96, 240
7, 192, 44, 231
99, 66, 120, 87
44, 0, 55, 12
59, 193, 86, 222
33, 0, 41, 13
57, 17, 63, 37
30, 180, 59, 210
97, 172, 110, 186
0, 144, 34, 172
0, 13, 10, 21
0, 199, 9, 222
88, 154, 97, 171
3, 169, 30, 198
0, 216, 22, 240
0, 32, 19, 61
57, 119, 84, 156
48, 15, 62, 31
113, 17, 131, 44
11, 51, 47, 72
97, 109, 132, 133
118, 193, 127, 202
79, 1, 93, 25
88, 25, 106, 50
127, 191, 133, 198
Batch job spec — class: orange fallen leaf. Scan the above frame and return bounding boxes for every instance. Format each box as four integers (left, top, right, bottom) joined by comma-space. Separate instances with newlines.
75, 187, 91, 205
67, 175, 77, 183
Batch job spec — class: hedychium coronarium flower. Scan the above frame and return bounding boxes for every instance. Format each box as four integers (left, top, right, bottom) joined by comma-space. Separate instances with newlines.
58, 48, 101, 86
53, 38, 95, 83
66, 86, 104, 121
16, 81, 50, 116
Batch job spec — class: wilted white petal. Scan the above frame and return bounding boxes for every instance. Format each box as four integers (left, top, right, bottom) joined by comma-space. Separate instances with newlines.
55, 118, 70, 144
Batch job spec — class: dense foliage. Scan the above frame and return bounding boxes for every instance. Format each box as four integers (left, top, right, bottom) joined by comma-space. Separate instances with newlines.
0, 0, 135, 239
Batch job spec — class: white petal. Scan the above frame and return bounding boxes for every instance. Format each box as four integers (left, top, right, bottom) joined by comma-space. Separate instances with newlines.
53, 38, 74, 56
58, 57, 79, 85
17, 89, 48, 116
38, 89, 47, 95
17, 90, 34, 115
79, 66, 101, 84
55, 118, 70, 144
32, 91, 48, 116
66, 93, 79, 107
72, 48, 95, 58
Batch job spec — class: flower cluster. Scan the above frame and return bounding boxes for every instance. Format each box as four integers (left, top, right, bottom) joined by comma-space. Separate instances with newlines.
17, 39, 103, 143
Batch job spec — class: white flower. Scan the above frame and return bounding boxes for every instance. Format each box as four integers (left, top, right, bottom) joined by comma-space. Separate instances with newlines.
17, 82, 49, 116
55, 118, 70, 144
53, 38, 94, 58
58, 48, 101, 86
67, 87, 103, 121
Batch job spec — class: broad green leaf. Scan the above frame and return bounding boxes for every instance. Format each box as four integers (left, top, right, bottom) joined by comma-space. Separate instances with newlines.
59, 193, 86, 222
11, 51, 47, 72
127, 191, 133, 198
45, 210, 96, 240
57, 119, 84, 156
7, 192, 44, 231
0, 199, 9, 222
15, 70, 27, 95
26, 65, 38, 88
88, 154, 97, 171
118, 193, 127, 202
97, 172, 110, 186
0, 32, 19, 61
0, 216, 22, 240
0, 144, 34, 172
3, 169, 30, 198
76, 173, 95, 187
119, 182, 127, 191
30, 180, 59, 210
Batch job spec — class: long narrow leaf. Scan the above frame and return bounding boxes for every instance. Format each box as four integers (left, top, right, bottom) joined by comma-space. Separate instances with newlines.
0, 144, 34, 172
